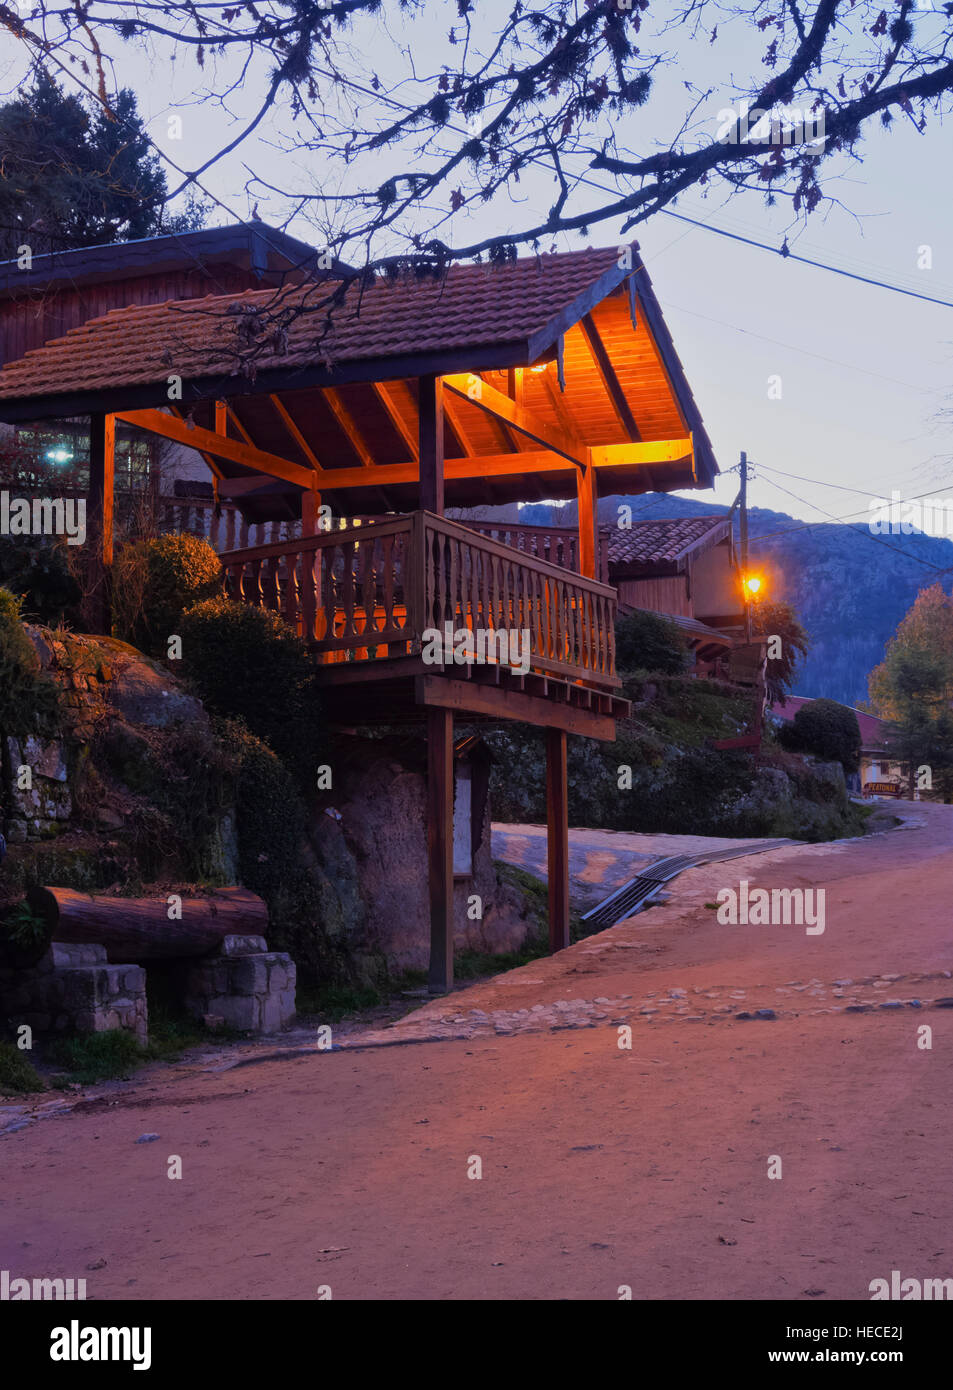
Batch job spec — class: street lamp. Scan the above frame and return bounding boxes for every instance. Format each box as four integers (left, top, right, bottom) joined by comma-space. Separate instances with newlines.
742, 572, 764, 641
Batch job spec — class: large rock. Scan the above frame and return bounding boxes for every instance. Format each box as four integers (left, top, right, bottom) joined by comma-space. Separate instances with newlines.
106, 657, 204, 729
310, 736, 538, 974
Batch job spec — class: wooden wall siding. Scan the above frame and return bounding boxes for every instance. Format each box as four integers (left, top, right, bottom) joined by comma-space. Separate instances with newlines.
220, 511, 619, 690
616, 574, 691, 617
0, 268, 254, 366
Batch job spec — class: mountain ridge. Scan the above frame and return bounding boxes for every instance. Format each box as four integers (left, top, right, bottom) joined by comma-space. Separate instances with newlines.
517, 492, 953, 706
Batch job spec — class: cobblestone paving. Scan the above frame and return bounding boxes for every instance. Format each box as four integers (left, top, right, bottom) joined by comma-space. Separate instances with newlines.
349, 969, 953, 1045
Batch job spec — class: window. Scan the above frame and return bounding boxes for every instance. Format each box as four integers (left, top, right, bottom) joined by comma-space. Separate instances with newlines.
14, 421, 156, 494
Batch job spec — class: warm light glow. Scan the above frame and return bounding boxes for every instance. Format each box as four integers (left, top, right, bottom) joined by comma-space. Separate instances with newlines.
528, 362, 548, 373
743, 573, 763, 597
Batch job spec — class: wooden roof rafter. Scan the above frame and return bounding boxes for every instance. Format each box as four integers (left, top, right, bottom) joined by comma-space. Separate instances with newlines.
443, 371, 585, 468
322, 386, 375, 467
268, 393, 322, 471
373, 381, 418, 461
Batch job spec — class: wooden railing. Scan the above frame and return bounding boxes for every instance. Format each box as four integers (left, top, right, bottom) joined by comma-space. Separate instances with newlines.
220, 511, 619, 690
159, 497, 608, 582
461, 520, 611, 585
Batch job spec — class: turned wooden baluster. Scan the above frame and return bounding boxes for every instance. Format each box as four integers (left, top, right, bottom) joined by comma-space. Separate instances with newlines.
340, 539, 357, 642
261, 555, 280, 612
361, 537, 377, 651
281, 548, 300, 633
300, 546, 318, 644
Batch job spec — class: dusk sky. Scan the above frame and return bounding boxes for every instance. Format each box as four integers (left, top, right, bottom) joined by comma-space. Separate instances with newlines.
3, 2, 951, 527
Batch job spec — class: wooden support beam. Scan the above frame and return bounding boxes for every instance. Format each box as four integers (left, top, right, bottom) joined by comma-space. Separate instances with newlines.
587, 438, 692, 469
86, 412, 115, 635
546, 728, 570, 953
427, 706, 454, 994
214, 438, 693, 497
418, 374, 445, 515
444, 371, 585, 466
158, 432, 692, 502
214, 399, 227, 436
580, 312, 642, 441
416, 674, 616, 740
323, 387, 374, 467
301, 480, 322, 536
577, 455, 597, 580
114, 408, 313, 489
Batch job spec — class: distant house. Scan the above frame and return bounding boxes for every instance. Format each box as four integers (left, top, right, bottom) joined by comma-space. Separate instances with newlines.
771, 696, 908, 793
606, 514, 745, 670
0, 223, 338, 366
0, 224, 343, 544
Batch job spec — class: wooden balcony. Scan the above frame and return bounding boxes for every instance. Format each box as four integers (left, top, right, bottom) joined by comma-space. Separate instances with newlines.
220, 511, 627, 736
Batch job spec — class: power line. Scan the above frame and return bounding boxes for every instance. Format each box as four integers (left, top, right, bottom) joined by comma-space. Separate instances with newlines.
661, 301, 944, 396
299, 61, 953, 314
755, 461, 927, 500
656, 210, 953, 312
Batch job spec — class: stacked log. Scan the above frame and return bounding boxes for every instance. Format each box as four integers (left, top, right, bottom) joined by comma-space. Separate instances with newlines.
25, 886, 268, 961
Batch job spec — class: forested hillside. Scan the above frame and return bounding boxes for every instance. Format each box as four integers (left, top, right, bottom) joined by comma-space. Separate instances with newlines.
519, 493, 953, 707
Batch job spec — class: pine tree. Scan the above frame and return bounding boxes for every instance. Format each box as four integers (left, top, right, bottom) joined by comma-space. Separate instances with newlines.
0, 72, 203, 258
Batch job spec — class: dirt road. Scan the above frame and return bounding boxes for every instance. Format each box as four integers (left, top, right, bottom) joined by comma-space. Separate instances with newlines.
2, 802, 951, 1301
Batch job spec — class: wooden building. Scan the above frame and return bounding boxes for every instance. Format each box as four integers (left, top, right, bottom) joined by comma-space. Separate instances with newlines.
0, 237, 719, 990
0, 223, 338, 367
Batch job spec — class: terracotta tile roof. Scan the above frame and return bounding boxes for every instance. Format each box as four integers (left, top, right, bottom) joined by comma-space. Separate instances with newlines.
0, 246, 622, 402
606, 515, 730, 569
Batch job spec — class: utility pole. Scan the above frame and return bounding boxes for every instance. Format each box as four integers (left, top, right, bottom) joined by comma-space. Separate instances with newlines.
739, 449, 751, 643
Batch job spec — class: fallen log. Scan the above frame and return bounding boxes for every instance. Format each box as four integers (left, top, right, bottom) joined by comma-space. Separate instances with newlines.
25, 886, 268, 961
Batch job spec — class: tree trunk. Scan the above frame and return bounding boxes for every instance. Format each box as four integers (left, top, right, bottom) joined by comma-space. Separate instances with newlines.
26, 886, 268, 961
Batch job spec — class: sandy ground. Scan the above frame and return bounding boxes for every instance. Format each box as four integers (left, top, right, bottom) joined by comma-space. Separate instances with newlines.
2, 801, 952, 1301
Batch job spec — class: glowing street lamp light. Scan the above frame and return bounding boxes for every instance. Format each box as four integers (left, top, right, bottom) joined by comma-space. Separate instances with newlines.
743, 573, 763, 599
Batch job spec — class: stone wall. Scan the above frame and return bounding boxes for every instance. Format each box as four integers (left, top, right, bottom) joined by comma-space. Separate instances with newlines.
179, 936, 296, 1033
0, 944, 148, 1045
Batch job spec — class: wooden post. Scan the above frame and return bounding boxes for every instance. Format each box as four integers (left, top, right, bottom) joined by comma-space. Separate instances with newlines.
87, 412, 115, 634
546, 727, 570, 952
577, 454, 597, 579
419, 373, 445, 515
427, 706, 455, 993
301, 480, 321, 537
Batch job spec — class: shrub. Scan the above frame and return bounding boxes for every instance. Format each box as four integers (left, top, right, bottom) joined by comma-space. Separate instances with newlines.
112, 533, 222, 656
615, 608, 687, 676
0, 1041, 45, 1094
0, 586, 61, 738
0, 538, 82, 626
181, 596, 322, 775
778, 698, 861, 773
216, 719, 329, 985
